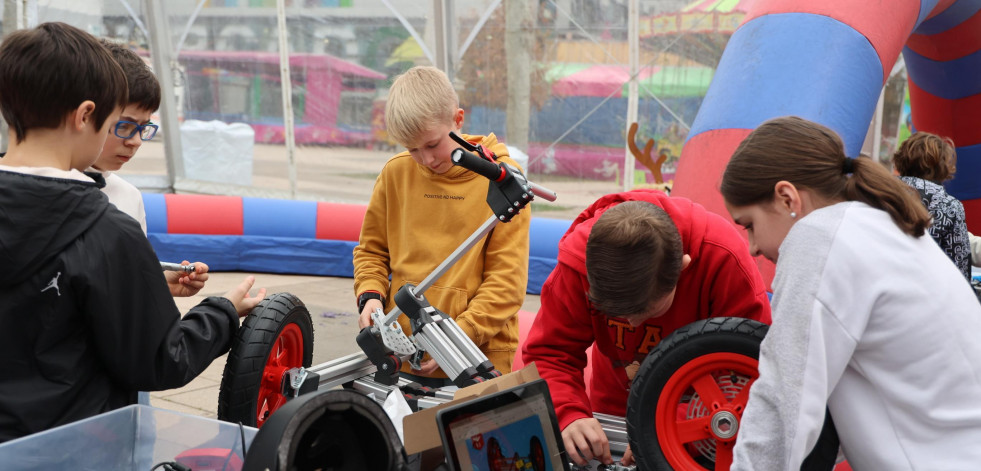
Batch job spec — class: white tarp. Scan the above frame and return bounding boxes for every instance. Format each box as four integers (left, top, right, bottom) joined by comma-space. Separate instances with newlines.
180, 120, 254, 186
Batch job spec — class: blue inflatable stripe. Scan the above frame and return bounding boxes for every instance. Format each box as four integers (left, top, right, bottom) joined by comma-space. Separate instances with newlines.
914, 0, 981, 35
903, 46, 981, 100
148, 233, 559, 294
242, 197, 317, 239
688, 13, 883, 156
142, 193, 167, 234
528, 257, 558, 295
529, 217, 571, 260
945, 143, 981, 200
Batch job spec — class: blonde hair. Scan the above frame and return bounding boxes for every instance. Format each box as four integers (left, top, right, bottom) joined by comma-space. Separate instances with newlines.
384, 66, 459, 147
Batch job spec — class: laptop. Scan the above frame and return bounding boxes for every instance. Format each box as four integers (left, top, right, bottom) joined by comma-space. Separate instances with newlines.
435, 378, 571, 471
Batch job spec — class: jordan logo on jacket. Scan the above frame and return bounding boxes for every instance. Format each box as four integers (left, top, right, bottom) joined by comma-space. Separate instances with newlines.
41, 271, 61, 296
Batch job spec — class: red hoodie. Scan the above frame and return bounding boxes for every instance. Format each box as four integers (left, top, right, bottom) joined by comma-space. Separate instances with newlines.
521, 190, 771, 429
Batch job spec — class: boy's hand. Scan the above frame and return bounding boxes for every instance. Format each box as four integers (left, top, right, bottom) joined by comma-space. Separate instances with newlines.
166, 260, 209, 297
222, 275, 267, 317
562, 417, 613, 466
411, 359, 439, 375
621, 445, 634, 466
358, 298, 384, 328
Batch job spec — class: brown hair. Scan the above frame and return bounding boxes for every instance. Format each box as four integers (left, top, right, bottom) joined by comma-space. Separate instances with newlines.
0, 22, 127, 142
100, 39, 161, 113
384, 66, 458, 147
720, 116, 930, 237
586, 201, 683, 317
893, 132, 956, 183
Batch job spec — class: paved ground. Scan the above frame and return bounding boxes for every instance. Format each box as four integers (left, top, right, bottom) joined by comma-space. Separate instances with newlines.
153, 271, 541, 418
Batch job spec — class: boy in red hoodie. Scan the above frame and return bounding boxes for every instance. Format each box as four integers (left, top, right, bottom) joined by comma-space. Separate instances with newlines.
521, 189, 771, 466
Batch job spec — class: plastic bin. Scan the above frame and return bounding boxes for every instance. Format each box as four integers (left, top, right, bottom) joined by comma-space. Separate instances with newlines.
0, 405, 257, 471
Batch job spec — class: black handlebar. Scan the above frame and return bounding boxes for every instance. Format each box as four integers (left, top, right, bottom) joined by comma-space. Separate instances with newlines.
450, 148, 507, 182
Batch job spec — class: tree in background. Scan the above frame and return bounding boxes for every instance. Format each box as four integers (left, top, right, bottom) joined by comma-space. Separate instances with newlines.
456, 2, 552, 150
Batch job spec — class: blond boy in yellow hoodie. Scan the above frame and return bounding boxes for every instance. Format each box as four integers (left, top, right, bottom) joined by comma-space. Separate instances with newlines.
354, 66, 530, 387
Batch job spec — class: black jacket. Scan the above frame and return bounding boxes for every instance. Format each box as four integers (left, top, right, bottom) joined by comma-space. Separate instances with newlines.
0, 170, 239, 443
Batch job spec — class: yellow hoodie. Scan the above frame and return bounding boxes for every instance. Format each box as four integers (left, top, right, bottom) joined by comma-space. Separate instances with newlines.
353, 133, 530, 377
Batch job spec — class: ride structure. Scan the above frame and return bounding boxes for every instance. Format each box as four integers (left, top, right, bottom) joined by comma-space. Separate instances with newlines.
672, 0, 981, 283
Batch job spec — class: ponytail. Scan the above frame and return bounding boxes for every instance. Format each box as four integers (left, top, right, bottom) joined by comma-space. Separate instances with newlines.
721, 116, 931, 237
844, 156, 930, 237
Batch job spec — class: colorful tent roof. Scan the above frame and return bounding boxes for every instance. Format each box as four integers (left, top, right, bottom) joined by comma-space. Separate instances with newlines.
681, 0, 754, 13
549, 63, 714, 98
643, 0, 754, 37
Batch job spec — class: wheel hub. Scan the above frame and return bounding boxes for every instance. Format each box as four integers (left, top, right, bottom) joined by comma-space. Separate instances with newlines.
710, 410, 738, 440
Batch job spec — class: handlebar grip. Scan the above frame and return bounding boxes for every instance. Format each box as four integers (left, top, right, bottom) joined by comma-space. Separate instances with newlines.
451, 148, 506, 182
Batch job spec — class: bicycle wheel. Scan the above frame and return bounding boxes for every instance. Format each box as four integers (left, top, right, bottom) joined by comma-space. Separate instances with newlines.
218, 292, 314, 427
626, 317, 767, 471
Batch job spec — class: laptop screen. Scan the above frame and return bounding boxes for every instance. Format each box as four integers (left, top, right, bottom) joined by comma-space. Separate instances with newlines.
437, 378, 569, 471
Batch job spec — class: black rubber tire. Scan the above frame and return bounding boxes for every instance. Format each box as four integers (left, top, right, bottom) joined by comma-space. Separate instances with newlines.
242, 389, 408, 471
626, 317, 768, 471
218, 292, 314, 427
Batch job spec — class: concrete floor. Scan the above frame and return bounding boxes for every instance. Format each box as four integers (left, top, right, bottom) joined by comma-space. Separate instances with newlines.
154, 271, 541, 418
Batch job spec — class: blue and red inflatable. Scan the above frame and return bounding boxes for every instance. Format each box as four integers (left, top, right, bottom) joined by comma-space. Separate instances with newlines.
674, 0, 981, 282
143, 193, 568, 295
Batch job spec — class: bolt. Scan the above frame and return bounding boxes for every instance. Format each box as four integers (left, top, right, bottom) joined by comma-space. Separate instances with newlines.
718, 417, 732, 433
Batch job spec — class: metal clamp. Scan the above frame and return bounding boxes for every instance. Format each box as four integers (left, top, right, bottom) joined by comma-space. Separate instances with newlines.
597, 462, 636, 471
286, 367, 308, 398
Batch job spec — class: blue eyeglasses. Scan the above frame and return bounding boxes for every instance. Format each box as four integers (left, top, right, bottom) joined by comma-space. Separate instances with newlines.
114, 120, 159, 141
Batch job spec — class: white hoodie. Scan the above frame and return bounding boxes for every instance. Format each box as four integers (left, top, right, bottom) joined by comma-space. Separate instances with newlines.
732, 202, 981, 470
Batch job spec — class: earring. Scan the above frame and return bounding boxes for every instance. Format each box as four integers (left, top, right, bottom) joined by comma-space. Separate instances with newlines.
790, 212, 797, 219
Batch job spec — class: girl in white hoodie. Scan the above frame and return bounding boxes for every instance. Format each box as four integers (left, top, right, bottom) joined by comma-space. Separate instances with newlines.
721, 116, 981, 470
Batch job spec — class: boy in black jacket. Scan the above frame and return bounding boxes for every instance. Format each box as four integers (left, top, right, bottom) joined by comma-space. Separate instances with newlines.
0, 22, 266, 443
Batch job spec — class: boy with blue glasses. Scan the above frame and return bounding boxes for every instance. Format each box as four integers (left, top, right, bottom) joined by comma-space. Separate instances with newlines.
93, 40, 210, 298
90, 39, 160, 234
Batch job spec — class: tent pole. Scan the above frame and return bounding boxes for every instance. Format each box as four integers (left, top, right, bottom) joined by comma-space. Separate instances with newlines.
276, 0, 297, 199
623, 0, 639, 191
433, 0, 456, 80
144, 0, 185, 192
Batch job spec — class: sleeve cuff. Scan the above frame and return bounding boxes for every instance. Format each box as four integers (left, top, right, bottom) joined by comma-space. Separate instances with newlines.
201, 296, 240, 334
457, 316, 481, 347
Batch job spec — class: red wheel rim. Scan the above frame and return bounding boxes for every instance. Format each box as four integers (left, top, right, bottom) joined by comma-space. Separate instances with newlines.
654, 352, 758, 471
256, 323, 304, 428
